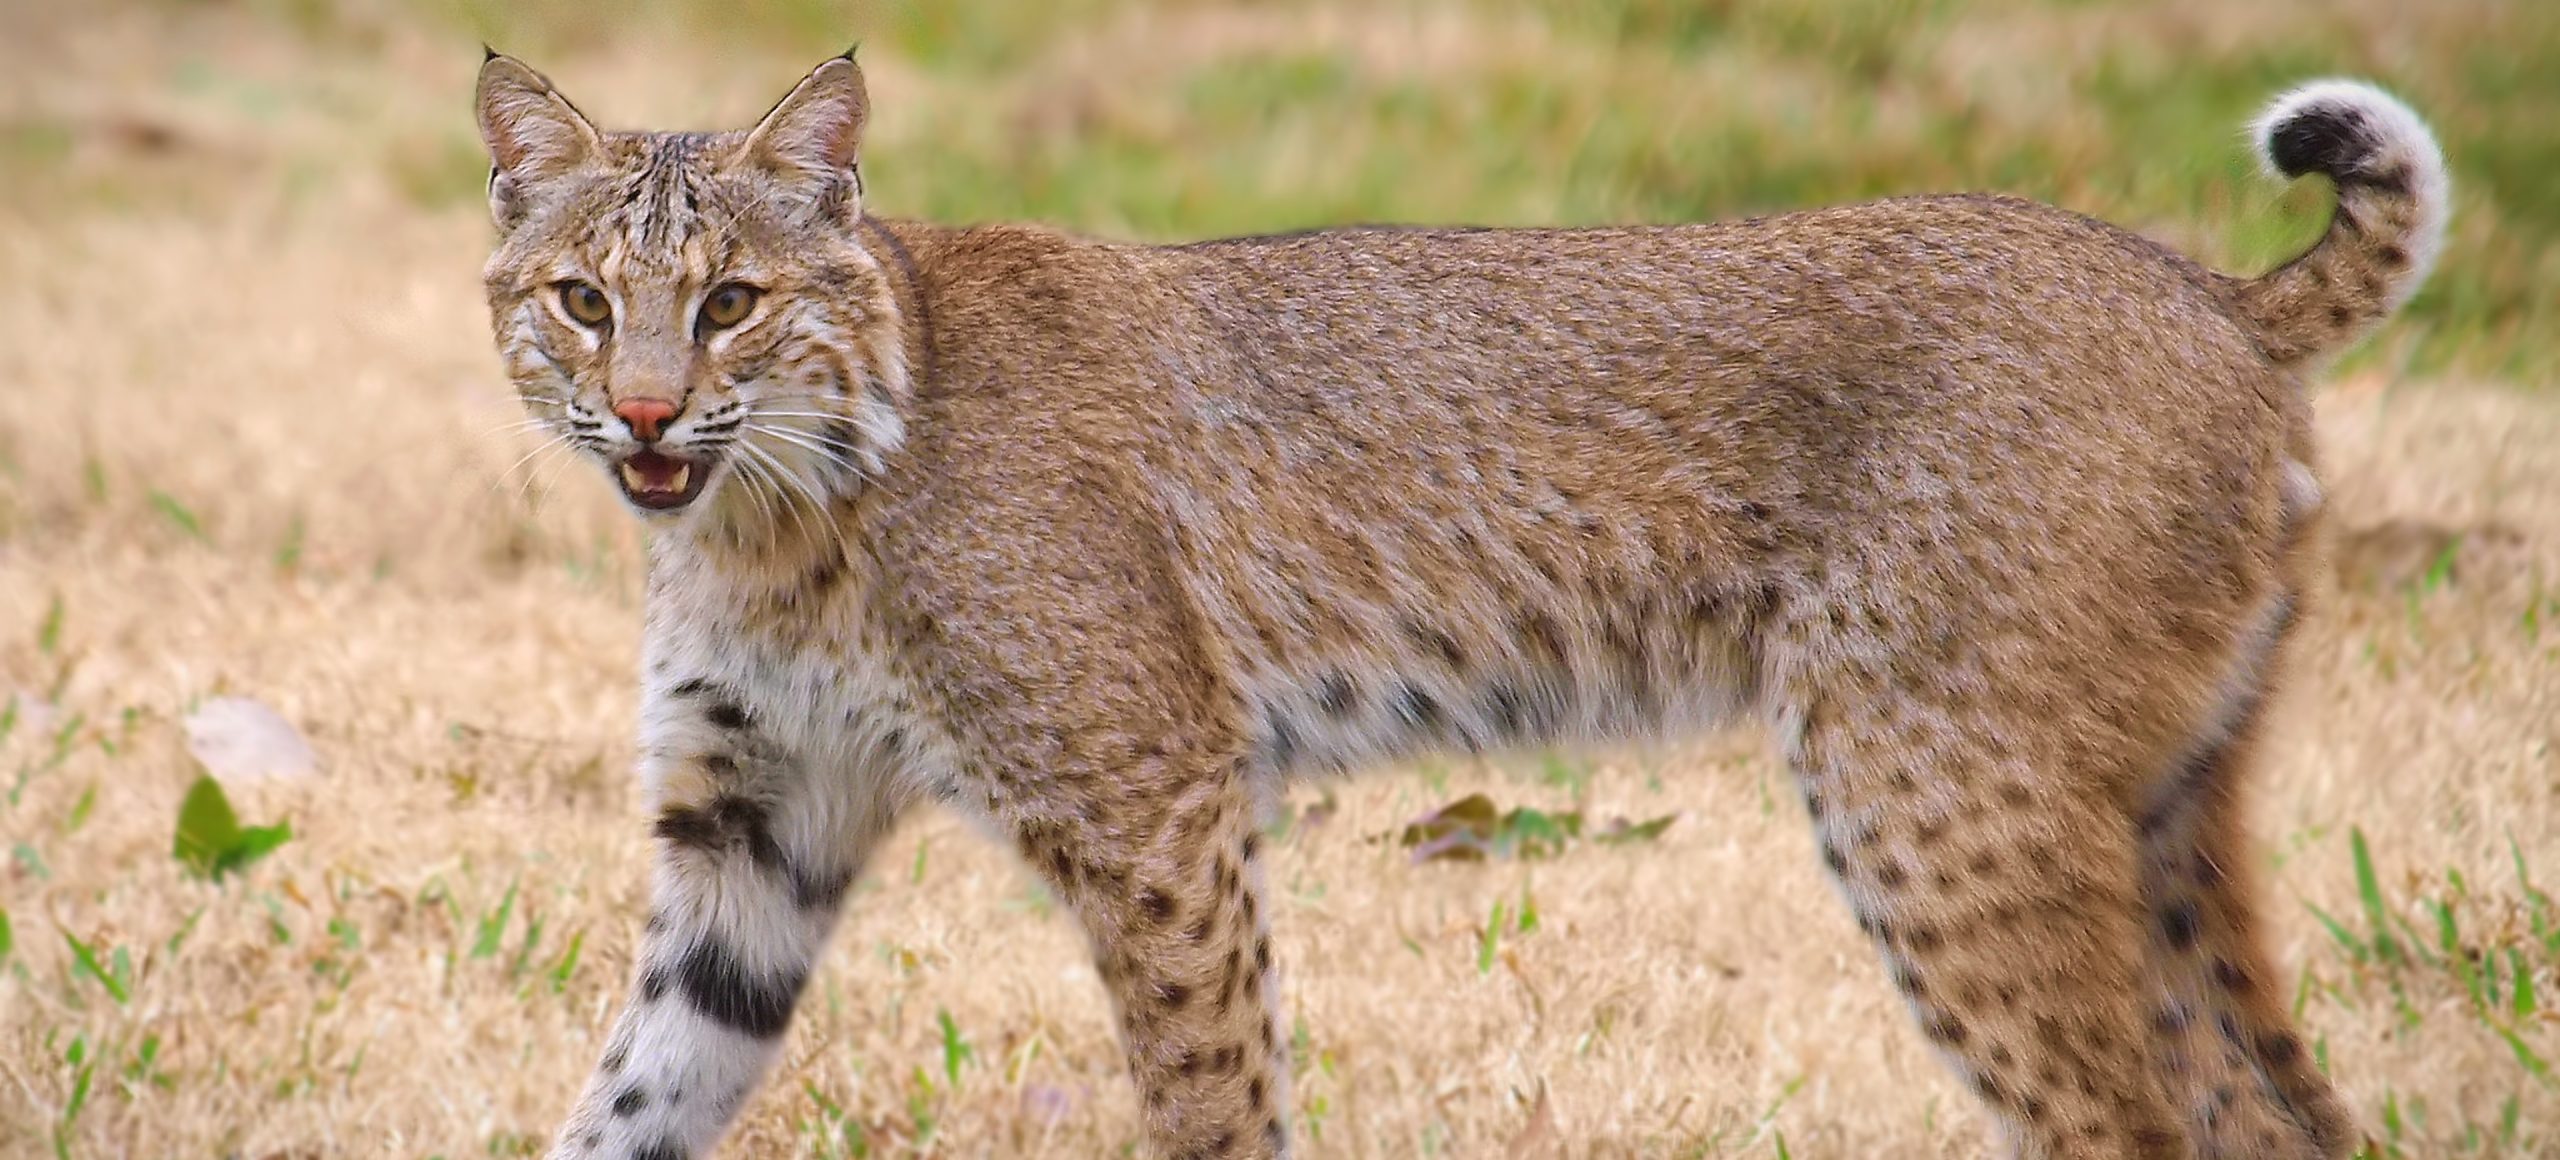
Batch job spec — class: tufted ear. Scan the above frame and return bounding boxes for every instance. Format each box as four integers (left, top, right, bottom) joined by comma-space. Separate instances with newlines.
737, 51, 869, 221
474, 51, 603, 229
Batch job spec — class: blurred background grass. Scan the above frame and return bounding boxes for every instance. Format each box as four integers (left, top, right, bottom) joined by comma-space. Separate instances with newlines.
13, 0, 2554, 378
328, 0, 2560, 381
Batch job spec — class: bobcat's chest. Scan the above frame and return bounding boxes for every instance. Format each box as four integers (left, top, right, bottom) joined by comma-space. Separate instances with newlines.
632, 547, 951, 802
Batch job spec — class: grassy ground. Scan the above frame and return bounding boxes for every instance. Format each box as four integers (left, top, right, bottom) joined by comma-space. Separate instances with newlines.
2, 1, 2556, 1156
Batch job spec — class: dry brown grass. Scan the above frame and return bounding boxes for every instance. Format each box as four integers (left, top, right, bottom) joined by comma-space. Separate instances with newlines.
3, 4, 2556, 1158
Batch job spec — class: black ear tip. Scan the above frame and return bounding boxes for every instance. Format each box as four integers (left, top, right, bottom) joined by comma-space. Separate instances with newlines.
839, 42, 860, 62
482, 43, 499, 63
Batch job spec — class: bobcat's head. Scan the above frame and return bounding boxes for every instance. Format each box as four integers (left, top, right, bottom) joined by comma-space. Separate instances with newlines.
475, 52, 905, 524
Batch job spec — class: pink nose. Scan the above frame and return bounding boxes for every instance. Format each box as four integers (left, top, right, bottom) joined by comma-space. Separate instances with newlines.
613, 397, 678, 443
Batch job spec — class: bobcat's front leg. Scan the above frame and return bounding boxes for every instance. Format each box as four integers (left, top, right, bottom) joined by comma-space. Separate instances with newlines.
550, 687, 907, 1160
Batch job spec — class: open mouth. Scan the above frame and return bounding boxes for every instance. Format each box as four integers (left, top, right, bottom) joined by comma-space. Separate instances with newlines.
614, 449, 710, 511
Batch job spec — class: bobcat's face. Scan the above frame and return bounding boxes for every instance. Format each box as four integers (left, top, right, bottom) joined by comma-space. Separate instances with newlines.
476, 55, 902, 522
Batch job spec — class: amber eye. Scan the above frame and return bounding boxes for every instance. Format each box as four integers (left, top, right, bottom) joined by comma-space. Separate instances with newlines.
697, 284, 760, 334
558, 281, 612, 327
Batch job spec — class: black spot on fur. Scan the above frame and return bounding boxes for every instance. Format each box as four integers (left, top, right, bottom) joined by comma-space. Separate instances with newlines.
805, 551, 847, 591
630, 1141, 688, 1160
639, 968, 670, 1003
601, 1046, 629, 1074
1392, 681, 1442, 729
1404, 620, 1467, 668
671, 939, 804, 1039
656, 794, 836, 909
1085, 859, 1130, 892
1137, 887, 1177, 925
705, 701, 751, 730
2159, 902, 2200, 951
669, 677, 714, 699
1518, 609, 1571, 664
1314, 672, 1357, 716
1264, 708, 1300, 771
654, 795, 787, 875
1484, 681, 1527, 737
612, 1087, 647, 1117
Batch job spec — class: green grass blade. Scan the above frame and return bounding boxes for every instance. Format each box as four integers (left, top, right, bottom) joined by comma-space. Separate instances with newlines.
2350, 827, 2401, 966
61, 929, 127, 1004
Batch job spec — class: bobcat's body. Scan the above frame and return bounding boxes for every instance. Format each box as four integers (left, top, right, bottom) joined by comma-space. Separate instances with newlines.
474, 54, 2447, 1160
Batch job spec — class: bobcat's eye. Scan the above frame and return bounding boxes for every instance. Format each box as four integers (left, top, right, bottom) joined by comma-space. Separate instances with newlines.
697, 284, 761, 335
558, 281, 612, 328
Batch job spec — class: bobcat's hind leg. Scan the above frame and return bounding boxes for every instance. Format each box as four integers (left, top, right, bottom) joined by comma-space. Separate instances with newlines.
1787, 661, 2190, 1158
2138, 595, 2355, 1159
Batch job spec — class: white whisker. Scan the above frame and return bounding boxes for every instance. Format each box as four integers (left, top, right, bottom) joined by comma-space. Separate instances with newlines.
744, 409, 859, 422
745, 422, 856, 465
497, 432, 573, 490
736, 440, 820, 550
727, 448, 789, 533
481, 416, 564, 442
486, 432, 578, 508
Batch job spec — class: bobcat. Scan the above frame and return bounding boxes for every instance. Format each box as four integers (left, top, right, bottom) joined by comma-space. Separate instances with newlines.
475, 48, 2446, 1160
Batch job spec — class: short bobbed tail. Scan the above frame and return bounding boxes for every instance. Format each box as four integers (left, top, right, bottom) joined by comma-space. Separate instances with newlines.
2229, 80, 2449, 368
